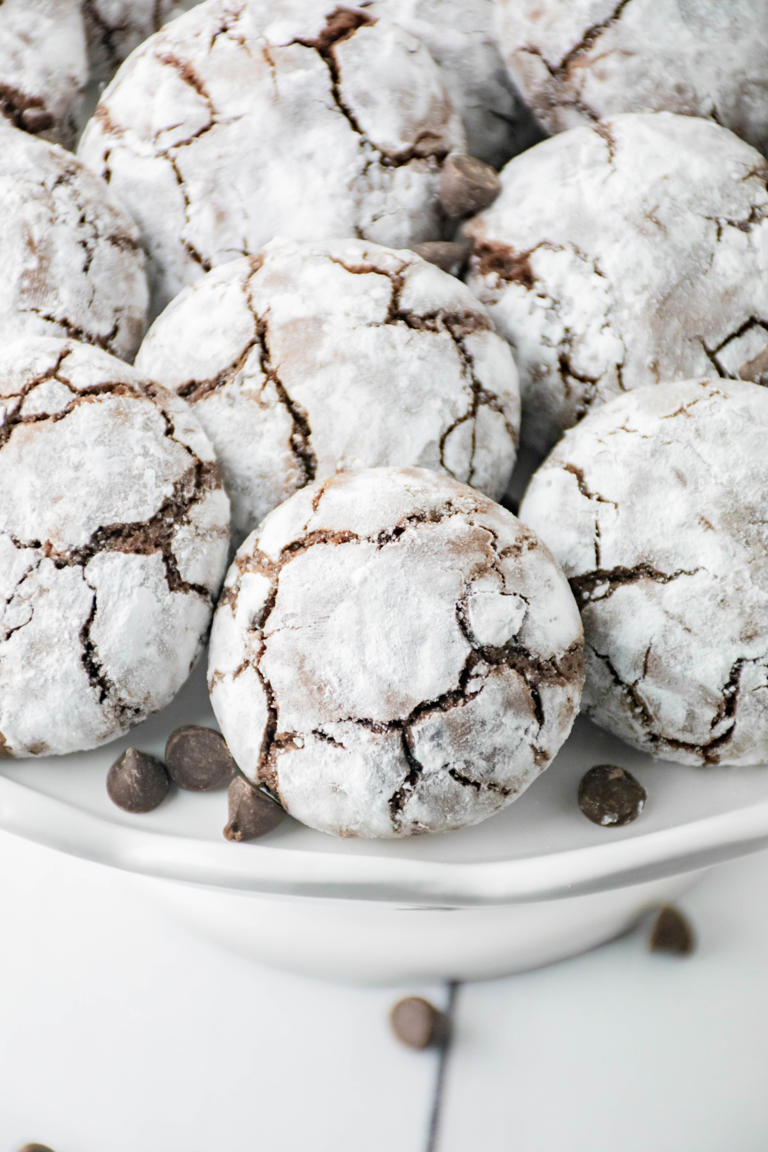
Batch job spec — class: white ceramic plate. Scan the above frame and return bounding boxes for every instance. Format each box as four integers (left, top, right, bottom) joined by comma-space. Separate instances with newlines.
4, 450, 768, 978
3, 440, 768, 979
2, 664, 767, 981
2, 661, 768, 907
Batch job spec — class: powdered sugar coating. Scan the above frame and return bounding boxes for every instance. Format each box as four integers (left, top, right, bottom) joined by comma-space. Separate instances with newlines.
0, 0, 87, 147
520, 379, 768, 766
465, 113, 768, 452
0, 121, 148, 360
78, 0, 465, 311
0, 337, 230, 758
136, 237, 520, 544
495, 0, 768, 154
209, 467, 584, 838
83, 0, 199, 84
365, 0, 540, 168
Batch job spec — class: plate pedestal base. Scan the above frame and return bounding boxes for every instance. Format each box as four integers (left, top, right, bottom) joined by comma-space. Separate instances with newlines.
154, 870, 705, 984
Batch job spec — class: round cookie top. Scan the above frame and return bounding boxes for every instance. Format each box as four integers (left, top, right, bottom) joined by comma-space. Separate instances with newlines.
496, 0, 768, 154
0, 0, 87, 147
520, 379, 768, 767
136, 237, 520, 543
364, 0, 541, 168
78, 0, 465, 311
0, 121, 149, 361
83, 0, 198, 84
208, 467, 584, 838
0, 337, 230, 758
464, 113, 768, 452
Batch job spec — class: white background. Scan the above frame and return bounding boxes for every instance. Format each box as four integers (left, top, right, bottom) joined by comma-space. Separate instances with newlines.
1, 832, 768, 1152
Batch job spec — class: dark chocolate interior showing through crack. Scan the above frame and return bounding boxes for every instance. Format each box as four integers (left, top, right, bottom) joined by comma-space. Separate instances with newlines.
0, 342, 225, 755
290, 7, 450, 170
465, 116, 768, 453
174, 254, 317, 492
521, 379, 768, 765
80, 0, 463, 313
137, 239, 521, 543
212, 475, 583, 836
0, 132, 147, 360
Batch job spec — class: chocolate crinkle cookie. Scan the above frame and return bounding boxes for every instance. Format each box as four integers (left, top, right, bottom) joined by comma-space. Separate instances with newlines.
0, 120, 148, 361
0, 0, 87, 148
464, 113, 768, 452
77, 0, 465, 311
82, 0, 200, 85
208, 467, 584, 838
0, 337, 230, 759
363, 0, 542, 168
521, 379, 768, 767
495, 0, 768, 155
136, 237, 520, 543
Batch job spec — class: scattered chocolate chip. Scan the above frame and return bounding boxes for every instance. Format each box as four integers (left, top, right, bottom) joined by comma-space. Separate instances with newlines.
223, 775, 284, 841
19, 107, 55, 134
438, 154, 502, 219
739, 345, 768, 386
649, 905, 695, 956
410, 240, 469, 275
165, 725, 237, 792
578, 763, 646, 826
106, 747, 171, 813
390, 996, 446, 1050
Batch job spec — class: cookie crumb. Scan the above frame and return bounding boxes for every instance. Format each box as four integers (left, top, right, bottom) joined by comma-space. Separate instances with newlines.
578, 764, 646, 827
107, 748, 171, 814
165, 726, 237, 792
439, 154, 501, 219
649, 906, 695, 956
223, 776, 284, 842
390, 996, 446, 1050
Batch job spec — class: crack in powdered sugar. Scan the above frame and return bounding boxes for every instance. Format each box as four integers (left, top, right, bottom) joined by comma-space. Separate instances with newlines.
0, 345, 228, 748
217, 493, 581, 832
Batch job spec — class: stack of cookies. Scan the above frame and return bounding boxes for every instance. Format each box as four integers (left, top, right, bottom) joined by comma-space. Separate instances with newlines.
2, 0, 768, 840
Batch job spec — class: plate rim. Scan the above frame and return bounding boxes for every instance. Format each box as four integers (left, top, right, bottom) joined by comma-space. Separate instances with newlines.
2, 773, 768, 905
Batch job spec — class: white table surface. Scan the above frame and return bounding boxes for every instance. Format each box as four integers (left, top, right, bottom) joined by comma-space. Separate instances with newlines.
1, 831, 767, 1152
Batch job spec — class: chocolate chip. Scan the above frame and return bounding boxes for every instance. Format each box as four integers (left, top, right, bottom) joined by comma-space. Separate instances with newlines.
106, 747, 171, 813
438, 154, 502, 219
578, 763, 646, 826
17, 1145, 56, 1152
649, 905, 695, 955
165, 725, 237, 791
19, 107, 55, 134
223, 775, 284, 841
410, 240, 469, 275
390, 996, 446, 1050
739, 345, 768, 386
